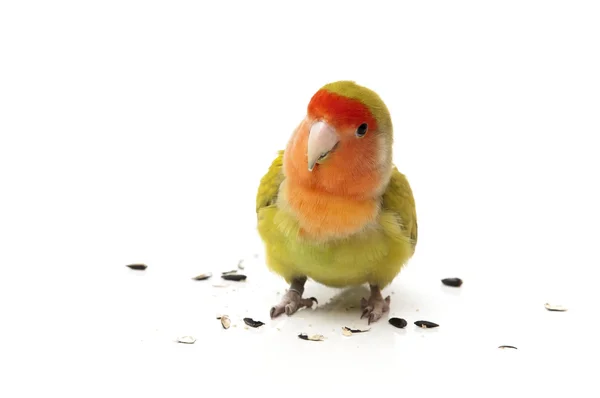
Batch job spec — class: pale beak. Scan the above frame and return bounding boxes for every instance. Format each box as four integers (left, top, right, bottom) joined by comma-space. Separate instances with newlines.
307, 121, 339, 171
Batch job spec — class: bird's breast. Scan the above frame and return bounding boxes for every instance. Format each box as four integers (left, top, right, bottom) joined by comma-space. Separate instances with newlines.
278, 180, 380, 241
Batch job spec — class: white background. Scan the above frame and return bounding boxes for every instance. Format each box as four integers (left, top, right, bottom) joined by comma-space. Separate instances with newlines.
1, 1, 599, 396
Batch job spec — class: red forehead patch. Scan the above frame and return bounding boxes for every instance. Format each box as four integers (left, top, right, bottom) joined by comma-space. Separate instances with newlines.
307, 89, 378, 131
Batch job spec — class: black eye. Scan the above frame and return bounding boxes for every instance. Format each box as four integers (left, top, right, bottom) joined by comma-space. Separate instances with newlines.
355, 123, 368, 137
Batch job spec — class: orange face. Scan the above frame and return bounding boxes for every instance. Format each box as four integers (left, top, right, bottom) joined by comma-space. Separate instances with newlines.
283, 89, 383, 199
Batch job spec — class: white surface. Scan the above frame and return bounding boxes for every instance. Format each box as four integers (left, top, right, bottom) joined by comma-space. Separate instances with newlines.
1, 1, 599, 397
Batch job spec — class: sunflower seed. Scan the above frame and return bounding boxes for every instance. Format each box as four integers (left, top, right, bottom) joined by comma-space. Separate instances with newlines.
441, 277, 463, 287
342, 326, 370, 336
222, 274, 247, 281
222, 270, 238, 276
415, 320, 439, 328
177, 336, 196, 344
388, 317, 408, 329
243, 318, 265, 328
220, 315, 231, 329
498, 345, 517, 349
298, 333, 325, 341
126, 263, 147, 270
544, 303, 568, 312
191, 272, 212, 280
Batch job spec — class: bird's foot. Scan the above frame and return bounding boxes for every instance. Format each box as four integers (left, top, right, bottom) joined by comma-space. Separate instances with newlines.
360, 285, 390, 324
270, 289, 317, 318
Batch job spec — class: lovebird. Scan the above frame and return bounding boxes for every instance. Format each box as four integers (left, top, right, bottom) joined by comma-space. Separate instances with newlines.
256, 80, 418, 324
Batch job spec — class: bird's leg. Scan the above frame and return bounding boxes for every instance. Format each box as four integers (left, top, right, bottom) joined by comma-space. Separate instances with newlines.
360, 284, 391, 324
270, 276, 317, 319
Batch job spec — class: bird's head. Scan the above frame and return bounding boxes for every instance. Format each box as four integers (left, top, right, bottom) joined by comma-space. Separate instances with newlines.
284, 80, 394, 198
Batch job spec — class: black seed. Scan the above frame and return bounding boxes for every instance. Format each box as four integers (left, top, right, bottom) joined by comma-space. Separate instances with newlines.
388, 318, 408, 328
243, 318, 265, 328
222, 274, 247, 281
498, 345, 517, 349
222, 270, 238, 276
191, 272, 212, 280
126, 263, 147, 270
415, 320, 439, 328
441, 278, 463, 287
343, 326, 370, 333
297, 333, 324, 341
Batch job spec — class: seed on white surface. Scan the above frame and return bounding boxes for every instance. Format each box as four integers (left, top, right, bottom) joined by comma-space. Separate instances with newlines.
342, 326, 370, 336
415, 320, 439, 328
544, 303, 568, 312
222, 274, 247, 281
389, 318, 408, 329
243, 318, 265, 328
126, 263, 147, 270
177, 336, 196, 344
192, 272, 212, 280
220, 315, 231, 329
441, 277, 463, 287
237, 260, 245, 270
222, 270, 238, 276
498, 345, 517, 349
298, 333, 325, 341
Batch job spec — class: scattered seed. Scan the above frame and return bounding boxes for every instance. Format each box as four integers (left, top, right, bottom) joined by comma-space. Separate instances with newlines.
298, 333, 325, 341
544, 303, 568, 312
191, 272, 212, 280
220, 315, 231, 329
177, 336, 196, 344
415, 320, 439, 328
126, 263, 147, 270
237, 260, 245, 270
342, 326, 370, 336
441, 278, 463, 287
222, 270, 238, 276
388, 318, 408, 329
498, 345, 517, 349
222, 274, 247, 281
243, 318, 265, 328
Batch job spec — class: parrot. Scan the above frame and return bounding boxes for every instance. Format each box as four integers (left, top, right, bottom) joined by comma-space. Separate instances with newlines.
255, 80, 417, 324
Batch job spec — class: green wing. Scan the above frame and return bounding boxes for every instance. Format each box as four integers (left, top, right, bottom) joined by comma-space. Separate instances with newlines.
256, 150, 285, 214
382, 167, 418, 249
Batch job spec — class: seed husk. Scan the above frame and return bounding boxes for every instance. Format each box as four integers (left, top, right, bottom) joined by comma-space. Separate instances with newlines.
544, 303, 568, 312
298, 333, 325, 341
498, 345, 517, 349
237, 260, 245, 270
191, 272, 212, 280
441, 277, 463, 287
222, 270, 238, 276
177, 336, 196, 344
415, 320, 439, 328
126, 263, 147, 270
220, 315, 231, 329
388, 317, 408, 329
222, 274, 247, 281
342, 326, 370, 336
243, 318, 265, 328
